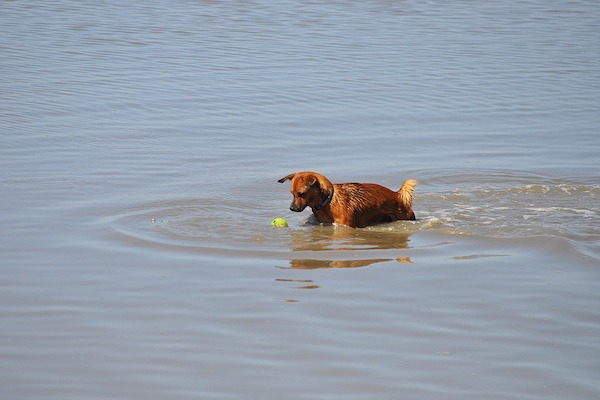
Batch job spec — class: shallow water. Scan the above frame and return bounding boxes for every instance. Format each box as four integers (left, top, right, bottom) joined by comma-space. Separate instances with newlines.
2, 1, 600, 399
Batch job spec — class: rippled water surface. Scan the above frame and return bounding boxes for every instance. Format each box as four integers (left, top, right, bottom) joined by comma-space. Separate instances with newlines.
2, 1, 600, 399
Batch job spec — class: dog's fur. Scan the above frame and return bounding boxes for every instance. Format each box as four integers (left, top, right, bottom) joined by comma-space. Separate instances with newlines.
278, 171, 416, 228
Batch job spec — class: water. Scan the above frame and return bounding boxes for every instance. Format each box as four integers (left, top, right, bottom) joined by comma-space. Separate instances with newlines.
2, 1, 600, 399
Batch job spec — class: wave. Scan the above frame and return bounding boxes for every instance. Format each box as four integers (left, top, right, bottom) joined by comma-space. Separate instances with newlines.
100, 173, 600, 263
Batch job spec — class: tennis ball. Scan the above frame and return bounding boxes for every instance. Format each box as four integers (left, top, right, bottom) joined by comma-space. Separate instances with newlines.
271, 218, 288, 227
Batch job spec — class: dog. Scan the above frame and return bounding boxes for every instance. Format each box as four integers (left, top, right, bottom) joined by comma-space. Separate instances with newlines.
278, 171, 416, 228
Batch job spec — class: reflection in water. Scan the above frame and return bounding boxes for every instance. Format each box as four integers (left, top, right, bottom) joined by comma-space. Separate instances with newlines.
290, 223, 413, 251
275, 278, 319, 303
275, 278, 319, 289
287, 223, 414, 269
289, 258, 394, 269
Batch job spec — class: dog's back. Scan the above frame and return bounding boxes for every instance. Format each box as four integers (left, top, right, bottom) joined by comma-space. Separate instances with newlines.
329, 180, 416, 227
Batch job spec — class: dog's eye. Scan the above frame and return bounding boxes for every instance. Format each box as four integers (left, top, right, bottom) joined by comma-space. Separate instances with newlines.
297, 192, 306, 198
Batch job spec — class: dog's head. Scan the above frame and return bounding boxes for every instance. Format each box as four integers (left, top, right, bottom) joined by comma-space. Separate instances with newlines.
278, 171, 334, 212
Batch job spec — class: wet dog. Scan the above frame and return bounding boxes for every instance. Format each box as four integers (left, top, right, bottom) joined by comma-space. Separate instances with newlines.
278, 171, 416, 228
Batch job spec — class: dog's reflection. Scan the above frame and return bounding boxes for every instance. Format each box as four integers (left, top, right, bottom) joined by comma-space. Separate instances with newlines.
287, 223, 414, 269
289, 258, 396, 269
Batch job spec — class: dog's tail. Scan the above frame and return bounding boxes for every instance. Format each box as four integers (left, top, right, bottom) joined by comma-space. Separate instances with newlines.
398, 179, 417, 210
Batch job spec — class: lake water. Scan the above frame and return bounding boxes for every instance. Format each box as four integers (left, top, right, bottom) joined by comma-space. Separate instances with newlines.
2, 1, 600, 399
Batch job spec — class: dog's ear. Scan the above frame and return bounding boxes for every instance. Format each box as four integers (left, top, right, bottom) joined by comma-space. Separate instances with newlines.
278, 173, 296, 183
311, 173, 334, 208
312, 173, 333, 193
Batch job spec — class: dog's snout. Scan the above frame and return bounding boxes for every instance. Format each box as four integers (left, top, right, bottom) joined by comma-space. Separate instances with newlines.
290, 203, 305, 212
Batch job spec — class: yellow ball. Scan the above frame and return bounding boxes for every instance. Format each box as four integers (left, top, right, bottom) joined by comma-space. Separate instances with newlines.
271, 218, 288, 227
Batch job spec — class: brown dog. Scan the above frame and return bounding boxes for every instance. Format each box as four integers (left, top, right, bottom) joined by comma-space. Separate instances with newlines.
278, 171, 416, 228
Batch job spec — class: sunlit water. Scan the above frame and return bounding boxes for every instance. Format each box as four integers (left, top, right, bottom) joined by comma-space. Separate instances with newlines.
2, 1, 599, 399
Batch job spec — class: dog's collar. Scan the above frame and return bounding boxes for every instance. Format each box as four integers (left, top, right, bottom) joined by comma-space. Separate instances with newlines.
317, 189, 334, 210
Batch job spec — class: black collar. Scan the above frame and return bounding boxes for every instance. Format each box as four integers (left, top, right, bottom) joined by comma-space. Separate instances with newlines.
316, 189, 333, 210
